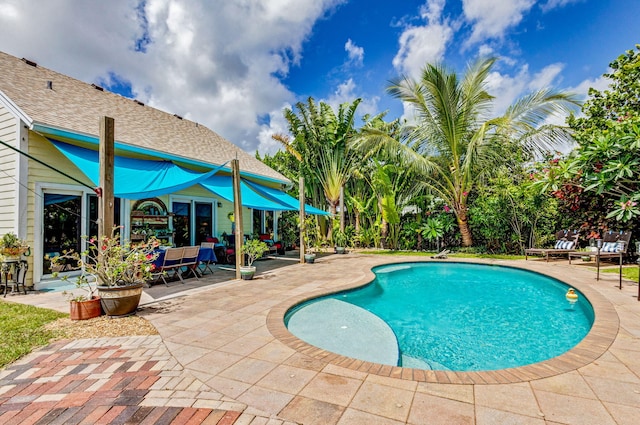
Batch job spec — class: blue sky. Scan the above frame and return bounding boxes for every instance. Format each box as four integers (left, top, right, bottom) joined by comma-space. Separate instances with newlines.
0, 0, 638, 155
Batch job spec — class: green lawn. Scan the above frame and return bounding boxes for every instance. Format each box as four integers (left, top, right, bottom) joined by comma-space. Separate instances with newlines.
602, 265, 639, 282
0, 300, 67, 368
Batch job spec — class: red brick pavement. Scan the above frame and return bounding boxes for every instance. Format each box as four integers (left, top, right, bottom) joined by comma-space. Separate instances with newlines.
0, 340, 243, 425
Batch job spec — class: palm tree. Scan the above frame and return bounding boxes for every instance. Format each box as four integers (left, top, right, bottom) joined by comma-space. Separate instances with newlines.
354, 57, 579, 246
275, 97, 362, 240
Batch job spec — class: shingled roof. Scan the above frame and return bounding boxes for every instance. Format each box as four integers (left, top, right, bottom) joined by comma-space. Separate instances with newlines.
0, 50, 287, 183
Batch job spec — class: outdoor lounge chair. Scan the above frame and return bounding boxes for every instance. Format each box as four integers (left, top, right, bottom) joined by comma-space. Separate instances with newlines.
152, 247, 184, 286
525, 230, 579, 262
431, 249, 450, 259
568, 230, 632, 287
180, 246, 201, 280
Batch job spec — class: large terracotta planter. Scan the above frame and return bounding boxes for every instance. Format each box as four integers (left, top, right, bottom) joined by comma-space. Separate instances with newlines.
69, 297, 102, 320
97, 282, 144, 317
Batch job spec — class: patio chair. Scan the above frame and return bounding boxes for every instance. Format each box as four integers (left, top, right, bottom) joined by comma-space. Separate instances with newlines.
255, 234, 273, 255
152, 247, 184, 286
199, 242, 217, 275
180, 245, 201, 280
525, 230, 580, 262
568, 230, 632, 287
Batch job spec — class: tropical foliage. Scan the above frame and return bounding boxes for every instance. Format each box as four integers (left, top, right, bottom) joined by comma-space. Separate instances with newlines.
259, 46, 640, 255
535, 44, 640, 241
352, 57, 579, 246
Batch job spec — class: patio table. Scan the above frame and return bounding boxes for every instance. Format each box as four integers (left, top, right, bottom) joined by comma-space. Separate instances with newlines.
152, 246, 217, 270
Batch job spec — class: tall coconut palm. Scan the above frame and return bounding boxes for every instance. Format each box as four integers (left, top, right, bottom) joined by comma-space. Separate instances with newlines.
354, 57, 580, 246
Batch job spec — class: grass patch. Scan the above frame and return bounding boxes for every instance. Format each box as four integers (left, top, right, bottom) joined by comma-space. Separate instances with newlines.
359, 250, 525, 260
0, 300, 67, 368
602, 266, 639, 282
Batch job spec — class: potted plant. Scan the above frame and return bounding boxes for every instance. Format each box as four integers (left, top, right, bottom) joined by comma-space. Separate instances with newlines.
333, 229, 347, 254
58, 275, 102, 321
302, 216, 317, 263
304, 251, 316, 263
52, 254, 102, 321
54, 227, 159, 317
240, 239, 269, 280
0, 232, 29, 260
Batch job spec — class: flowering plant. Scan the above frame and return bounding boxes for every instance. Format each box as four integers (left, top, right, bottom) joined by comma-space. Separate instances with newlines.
53, 226, 159, 301
586, 230, 601, 240
0, 232, 29, 258
606, 194, 640, 222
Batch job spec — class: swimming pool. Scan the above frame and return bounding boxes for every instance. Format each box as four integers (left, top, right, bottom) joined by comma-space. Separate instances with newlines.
285, 262, 594, 371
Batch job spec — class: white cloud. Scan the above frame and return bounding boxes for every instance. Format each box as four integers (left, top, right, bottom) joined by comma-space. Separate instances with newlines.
528, 63, 564, 90
0, 0, 346, 154
569, 74, 609, 101
256, 104, 292, 155
345, 39, 364, 66
462, 0, 535, 46
540, 0, 585, 12
392, 0, 453, 79
324, 79, 380, 126
326, 78, 358, 108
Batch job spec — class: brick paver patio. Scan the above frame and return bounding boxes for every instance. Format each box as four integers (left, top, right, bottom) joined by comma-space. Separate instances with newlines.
2, 253, 640, 424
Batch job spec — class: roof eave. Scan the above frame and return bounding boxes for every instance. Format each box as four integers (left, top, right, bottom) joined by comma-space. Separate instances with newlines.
0, 88, 32, 125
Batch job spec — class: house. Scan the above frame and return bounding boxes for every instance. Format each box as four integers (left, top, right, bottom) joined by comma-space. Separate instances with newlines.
0, 50, 322, 288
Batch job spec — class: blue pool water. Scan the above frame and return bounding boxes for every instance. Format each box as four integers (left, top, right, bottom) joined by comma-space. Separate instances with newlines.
286, 262, 594, 371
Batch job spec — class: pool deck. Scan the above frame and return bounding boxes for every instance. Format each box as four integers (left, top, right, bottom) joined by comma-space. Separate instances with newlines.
2, 254, 640, 424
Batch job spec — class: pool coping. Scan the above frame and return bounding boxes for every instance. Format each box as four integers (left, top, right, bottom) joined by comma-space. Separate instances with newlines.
266, 257, 619, 385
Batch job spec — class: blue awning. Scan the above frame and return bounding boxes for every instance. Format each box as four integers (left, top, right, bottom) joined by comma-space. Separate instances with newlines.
243, 180, 330, 216
49, 138, 329, 215
200, 176, 296, 211
50, 139, 225, 200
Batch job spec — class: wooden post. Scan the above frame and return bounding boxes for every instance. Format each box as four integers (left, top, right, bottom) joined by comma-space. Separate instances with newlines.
339, 185, 345, 232
299, 177, 305, 263
98, 116, 115, 238
232, 159, 243, 279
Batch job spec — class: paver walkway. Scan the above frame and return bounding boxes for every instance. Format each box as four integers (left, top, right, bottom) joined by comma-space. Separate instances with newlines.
0, 335, 287, 424
2, 253, 640, 424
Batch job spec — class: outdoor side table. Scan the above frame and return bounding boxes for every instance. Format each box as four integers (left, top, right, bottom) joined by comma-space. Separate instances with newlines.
1, 259, 28, 297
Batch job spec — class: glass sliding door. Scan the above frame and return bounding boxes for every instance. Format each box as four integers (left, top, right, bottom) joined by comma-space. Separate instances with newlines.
252, 209, 262, 235
195, 202, 213, 245
43, 193, 82, 275
87, 194, 121, 238
171, 200, 216, 246
172, 202, 191, 247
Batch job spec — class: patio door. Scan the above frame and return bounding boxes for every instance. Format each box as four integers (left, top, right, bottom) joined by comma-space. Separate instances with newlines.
172, 200, 215, 246
86, 194, 121, 239
195, 202, 213, 245
42, 193, 82, 275
172, 202, 191, 247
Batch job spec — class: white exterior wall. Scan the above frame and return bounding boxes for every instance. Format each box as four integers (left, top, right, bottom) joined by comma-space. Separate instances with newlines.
0, 105, 19, 236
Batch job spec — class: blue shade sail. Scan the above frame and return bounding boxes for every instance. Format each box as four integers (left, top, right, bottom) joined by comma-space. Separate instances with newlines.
200, 176, 295, 211
243, 179, 330, 216
49, 139, 226, 200
49, 138, 326, 214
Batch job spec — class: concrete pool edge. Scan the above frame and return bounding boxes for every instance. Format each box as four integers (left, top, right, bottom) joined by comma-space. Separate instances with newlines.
266, 256, 619, 385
